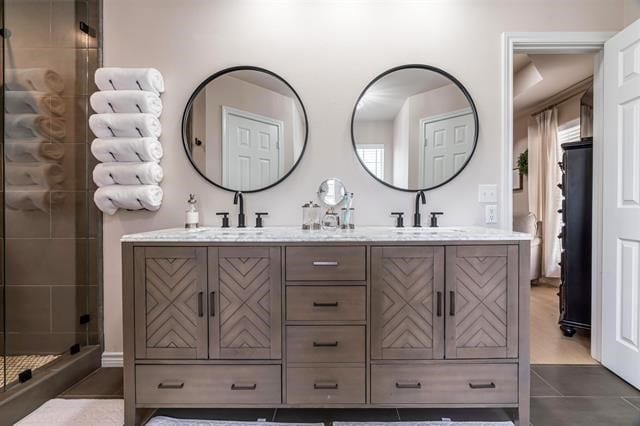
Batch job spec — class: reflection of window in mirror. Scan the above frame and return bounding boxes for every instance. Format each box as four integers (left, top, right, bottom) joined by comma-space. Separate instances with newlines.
357, 144, 385, 180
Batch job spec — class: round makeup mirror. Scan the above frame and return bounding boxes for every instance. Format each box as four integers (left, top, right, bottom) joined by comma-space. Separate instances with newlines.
182, 66, 308, 192
351, 64, 478, 191
317, 178, 347, 207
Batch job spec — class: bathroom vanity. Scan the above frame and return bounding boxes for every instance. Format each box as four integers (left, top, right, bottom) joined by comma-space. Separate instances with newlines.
122, 226, 531, 425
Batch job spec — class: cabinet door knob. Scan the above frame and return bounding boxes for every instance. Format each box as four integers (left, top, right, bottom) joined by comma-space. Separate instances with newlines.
449, 291, 456, 316
197, 292, 204, 317
210, 291, 216, 317
436, 291, 443, 317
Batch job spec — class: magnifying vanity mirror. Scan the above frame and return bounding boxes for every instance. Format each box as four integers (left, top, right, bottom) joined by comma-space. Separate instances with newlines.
182, 66, 308, 192
317, 178, 347, 207
351, 64, 478, 191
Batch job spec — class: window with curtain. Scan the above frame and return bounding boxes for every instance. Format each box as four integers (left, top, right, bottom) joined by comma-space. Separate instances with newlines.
357, 144, 385, 180
558, 122, 581, 145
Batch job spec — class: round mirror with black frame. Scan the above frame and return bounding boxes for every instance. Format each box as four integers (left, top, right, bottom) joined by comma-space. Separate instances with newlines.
182, 66, 308, 193
351, 64, 478, 192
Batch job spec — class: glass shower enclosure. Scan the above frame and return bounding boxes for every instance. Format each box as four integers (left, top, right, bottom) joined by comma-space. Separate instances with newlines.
1, 0, 101, 391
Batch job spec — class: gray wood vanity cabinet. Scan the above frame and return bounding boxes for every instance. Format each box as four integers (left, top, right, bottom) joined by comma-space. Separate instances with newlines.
122, 230, 530, 426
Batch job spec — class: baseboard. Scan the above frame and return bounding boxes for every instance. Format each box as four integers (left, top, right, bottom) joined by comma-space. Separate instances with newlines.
101, 351, 123, 367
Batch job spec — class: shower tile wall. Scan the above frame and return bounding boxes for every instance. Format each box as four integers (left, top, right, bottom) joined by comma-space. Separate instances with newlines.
1, 0, 101, 359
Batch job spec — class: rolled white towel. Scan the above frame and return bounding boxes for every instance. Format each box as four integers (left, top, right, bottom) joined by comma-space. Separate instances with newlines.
5, 185, 66, 212
95, 68, 164, 94
5, 162, 65, 188
4, 114, 66, 140
89, 113, 161, 138
6, 68, 65, 94
94, 184, 163, 215
91, 137, 163, 163
5, 138, 65, 162
90, 90, 162, 117
93, 162, 163, 187
5, 91, 65, 116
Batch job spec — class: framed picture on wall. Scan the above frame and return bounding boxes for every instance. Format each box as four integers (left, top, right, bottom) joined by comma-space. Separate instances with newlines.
513, 168, 523, 192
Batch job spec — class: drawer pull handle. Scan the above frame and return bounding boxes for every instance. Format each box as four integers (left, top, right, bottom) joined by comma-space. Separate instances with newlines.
314, 382, 338, 390
158, 382, 184, 389
313, 341, 339, 347
231, 383, 257, 390
313, 301, 339, 307
312, 261, 339, 266
395, 382, 421, 389
210, 291, 216, 317
469, 382, 496, 389
449, 291, 456, 316
197, 292, 204, 317
436, 291, 442, 317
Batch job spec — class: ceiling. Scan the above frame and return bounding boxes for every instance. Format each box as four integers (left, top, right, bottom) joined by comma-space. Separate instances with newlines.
513, 53, 595, 113
229, 69, 296, 99
356, 68, 453, 121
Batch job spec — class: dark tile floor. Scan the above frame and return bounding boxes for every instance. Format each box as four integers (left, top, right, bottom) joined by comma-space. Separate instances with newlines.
58, 365, 640, 425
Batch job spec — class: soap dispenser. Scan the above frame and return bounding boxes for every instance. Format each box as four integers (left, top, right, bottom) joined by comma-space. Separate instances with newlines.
185, 194, 199, 229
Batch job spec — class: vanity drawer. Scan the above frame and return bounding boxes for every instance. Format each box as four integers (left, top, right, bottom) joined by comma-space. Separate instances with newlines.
136, 364, 281, 404
287, 326, 365, 363
371, 363, 518, 405
286, 366, 365, 404
286, 246, 366, 281
286, 286, 366, 322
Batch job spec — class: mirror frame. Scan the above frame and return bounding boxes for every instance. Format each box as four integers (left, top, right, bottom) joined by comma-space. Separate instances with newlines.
181, 65, 309, 193
350, 64, 479, 192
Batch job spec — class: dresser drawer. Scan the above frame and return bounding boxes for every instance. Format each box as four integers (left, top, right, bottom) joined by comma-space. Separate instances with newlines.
287, 326, 365, 363
286, 246, 366, 281
136, 365, 281, 404
371, 364, 518, 404
286, 366, 365, 404
286, 286, 366, 322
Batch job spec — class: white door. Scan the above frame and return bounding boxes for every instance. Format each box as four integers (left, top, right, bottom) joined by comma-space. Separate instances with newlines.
602, 19, 640, 389
223, 107, 283, 190
421, 110, 475, 187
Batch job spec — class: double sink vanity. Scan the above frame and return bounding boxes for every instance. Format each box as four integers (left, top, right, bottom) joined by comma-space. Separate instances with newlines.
122, 227, 531, 425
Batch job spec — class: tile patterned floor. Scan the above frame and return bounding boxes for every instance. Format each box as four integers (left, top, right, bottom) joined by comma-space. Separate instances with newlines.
57, 366, 640, 425
0, 354, 60, 388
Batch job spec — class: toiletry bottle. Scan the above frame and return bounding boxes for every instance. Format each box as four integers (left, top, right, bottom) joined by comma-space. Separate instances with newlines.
185, 194, 199, 228
341, 192, 355, 229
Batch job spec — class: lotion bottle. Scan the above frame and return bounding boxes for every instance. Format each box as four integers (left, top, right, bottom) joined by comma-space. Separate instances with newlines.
185, 194, 199, 228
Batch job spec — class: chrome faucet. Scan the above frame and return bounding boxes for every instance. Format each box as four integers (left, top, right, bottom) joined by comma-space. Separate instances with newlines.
233, 191, 246, 228
413, 190, 426, 227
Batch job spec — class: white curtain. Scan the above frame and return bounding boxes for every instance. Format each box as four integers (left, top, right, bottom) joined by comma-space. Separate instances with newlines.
528, 108, 562, 278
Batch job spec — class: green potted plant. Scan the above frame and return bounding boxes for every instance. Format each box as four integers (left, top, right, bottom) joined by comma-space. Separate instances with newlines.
517, 150, 528, 177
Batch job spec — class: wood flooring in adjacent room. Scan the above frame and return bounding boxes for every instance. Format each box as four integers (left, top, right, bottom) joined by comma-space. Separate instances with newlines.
530, 283, 596, 364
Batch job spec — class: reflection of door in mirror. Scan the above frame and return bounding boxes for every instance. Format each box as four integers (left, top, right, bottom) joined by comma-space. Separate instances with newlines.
221, 107, 283, 190
420, 108, 474, 187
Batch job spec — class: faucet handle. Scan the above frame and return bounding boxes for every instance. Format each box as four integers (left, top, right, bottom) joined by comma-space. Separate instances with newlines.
255, 212, 268, 228
391, 212, 404, 228
216, 212, 230, 228
429, 212, 444, 228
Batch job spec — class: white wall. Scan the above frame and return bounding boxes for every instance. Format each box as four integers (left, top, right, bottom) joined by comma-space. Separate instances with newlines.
103, 0, 625, 354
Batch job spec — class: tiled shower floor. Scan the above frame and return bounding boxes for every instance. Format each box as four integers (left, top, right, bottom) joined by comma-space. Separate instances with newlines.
1, 354, 60, 388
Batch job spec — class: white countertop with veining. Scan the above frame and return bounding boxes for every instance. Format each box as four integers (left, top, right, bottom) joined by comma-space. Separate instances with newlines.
122, 226, 531, 243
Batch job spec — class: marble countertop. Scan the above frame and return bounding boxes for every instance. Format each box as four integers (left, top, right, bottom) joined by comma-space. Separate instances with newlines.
122, 226, 531, 243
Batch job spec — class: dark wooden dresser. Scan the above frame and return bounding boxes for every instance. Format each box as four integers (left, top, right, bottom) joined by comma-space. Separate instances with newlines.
558, 138, 593, 337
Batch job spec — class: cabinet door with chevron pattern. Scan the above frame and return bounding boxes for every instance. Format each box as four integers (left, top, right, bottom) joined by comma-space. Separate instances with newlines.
371, 246, 445, 360
209, 247, 282, 360
134, 247, 208, 359
445, 245, 519, 359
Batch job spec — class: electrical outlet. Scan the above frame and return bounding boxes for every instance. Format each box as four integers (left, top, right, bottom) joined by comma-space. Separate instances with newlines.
485, 204, 498, 224
478, 184, 498, 203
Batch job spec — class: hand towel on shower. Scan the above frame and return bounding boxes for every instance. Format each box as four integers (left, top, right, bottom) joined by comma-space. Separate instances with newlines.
5, 91, 65, 116
89, 113, 161, 138
95, 68, 165, 94
91, 137, 163, 163
94, 184, 163, 215
5, 138, 65, 162
93, 162, 164, 187
5, 68, 65, 94
4, 114, 66, 140
90, 90, 162, 117
5, 162, 65, 188
5, 185, 66, 212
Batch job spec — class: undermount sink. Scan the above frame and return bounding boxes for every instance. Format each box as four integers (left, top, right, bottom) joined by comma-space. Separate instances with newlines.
394, 227, 468, 234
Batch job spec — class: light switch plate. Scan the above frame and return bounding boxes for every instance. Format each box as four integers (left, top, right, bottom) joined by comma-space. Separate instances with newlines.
485, 204, 498, 224
478, 184, 498, 203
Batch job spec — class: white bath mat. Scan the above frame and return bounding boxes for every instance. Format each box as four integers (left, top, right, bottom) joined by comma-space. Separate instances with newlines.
334, 422, 514, 426
147, 418, 323, 426
15, 398, 123, 425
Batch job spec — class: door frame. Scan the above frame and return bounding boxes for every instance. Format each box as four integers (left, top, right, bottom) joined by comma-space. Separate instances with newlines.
418, 107, 473, 187
221, 105, 285, 187
501, 31, 615, 361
